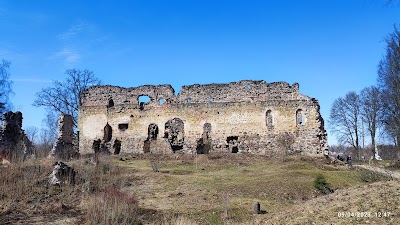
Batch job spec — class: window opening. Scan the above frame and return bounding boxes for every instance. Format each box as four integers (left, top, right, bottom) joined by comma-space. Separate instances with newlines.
296, 109, 304, 126
138, 95, 151, 110
113, 140, 121, 154
103, 123, 112, 142
164, 118, 184, 152
118, 123, 129, 131
226, 136, 239, 153
266, 110, 273, 128
108, 99, 114, 108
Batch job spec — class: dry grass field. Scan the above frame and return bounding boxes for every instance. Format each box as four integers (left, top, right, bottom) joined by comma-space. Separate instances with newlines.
0, 153, 399, 224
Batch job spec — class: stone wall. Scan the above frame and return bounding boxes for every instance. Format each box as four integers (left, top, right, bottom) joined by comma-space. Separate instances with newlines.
49, 114, 76, 159
78, 80, 328, 155
0, 111, 32, 161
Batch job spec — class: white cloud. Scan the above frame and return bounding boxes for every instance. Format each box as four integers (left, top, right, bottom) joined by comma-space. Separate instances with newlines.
50, 48, 80, 63
58, 21, 93, 41
49, 20, 96, 64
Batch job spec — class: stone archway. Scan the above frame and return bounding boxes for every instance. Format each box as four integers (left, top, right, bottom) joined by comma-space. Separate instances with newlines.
227, 136, 239, 153
103, 123, 112, 143
164, 118, 184, 151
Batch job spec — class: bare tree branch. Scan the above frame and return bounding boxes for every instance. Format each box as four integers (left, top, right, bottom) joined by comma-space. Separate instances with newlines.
329, 92, 362, 157
378, 25, 400, 146
33, 69, 101, 128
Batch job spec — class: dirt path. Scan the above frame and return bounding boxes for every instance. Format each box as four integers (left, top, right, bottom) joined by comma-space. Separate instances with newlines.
354, 164, 400, 180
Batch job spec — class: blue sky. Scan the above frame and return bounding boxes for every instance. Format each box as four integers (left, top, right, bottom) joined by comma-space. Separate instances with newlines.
0, 0, 399, 145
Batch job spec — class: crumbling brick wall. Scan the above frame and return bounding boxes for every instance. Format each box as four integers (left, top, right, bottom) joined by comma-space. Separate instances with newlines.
78, 80, 328, 155
0, 111, 32, 161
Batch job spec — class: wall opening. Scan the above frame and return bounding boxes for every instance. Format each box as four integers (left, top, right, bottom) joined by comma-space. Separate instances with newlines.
108, 99, 114, 108
158, 98, 164, 105
187, 98, 191, 103
138, 95, 151, 110
113, 139, 121, 154
210, 97, 214, 102
247, 84, 251, 90
296, 109, 304, 126
266, 110, 273, 128
164, 118, 184, 151
118, 123, 128, 131
197, 123, 212, 154
103, 123, 112, 142
148, 123, 159, 140
226, 136, 239, 153
143, 139, 150, 153
92, 139, 101, 154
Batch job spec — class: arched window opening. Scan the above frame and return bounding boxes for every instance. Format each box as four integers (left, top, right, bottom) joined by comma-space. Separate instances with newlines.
103, 123, 112, 142
159, 98, 164, 105
164, 118, 184, 151
226, 136, 239, 153
296, 109, 305, 126
108, 99, 114, 108
266, 110, 273, 128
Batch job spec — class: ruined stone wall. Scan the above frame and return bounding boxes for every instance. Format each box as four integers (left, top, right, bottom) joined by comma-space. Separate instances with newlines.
177, 80, 302, 103
49, 114, 76, 159
78, 80, 328, 155
0, 111, 32, 161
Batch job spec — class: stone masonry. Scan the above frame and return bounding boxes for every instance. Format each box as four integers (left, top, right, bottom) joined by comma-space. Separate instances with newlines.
78, 80, 328, 156
0, 111, 32, 161
49, 114, 76, 159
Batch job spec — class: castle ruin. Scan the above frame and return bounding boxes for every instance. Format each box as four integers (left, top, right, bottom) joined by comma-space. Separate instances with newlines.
78, 80, 328, 155
49, 114, 77, 159
0, 111, 32, 161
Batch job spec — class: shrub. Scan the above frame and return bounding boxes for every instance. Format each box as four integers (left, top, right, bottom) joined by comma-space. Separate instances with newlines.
313, 174, 333, 194
85, 186, 141, 225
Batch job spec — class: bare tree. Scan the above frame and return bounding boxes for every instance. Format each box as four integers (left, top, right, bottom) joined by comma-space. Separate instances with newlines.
0, 60, 13, 115
33, 111, 58, 158
378, 25, 400, 147
42, 108, 58, 140
360, 86, 382, 158
329, 91, 362, 157
25, 126, 39, 144
386, 0, 400, 6
33, 69, 101, 128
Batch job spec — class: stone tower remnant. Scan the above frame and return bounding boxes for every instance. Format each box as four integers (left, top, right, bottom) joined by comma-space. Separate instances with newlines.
0, 111, 32, 161
49, 114, 76, 159
78, 80, 328, 155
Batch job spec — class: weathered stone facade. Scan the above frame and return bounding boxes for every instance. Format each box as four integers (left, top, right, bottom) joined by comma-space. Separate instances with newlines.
78, 80, 328, 156
0, 111, 32, 161
49, 114, 77, 159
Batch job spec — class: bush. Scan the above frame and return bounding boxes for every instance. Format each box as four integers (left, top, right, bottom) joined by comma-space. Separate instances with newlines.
85, 186, 141, 225
313, 174, 333, 194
